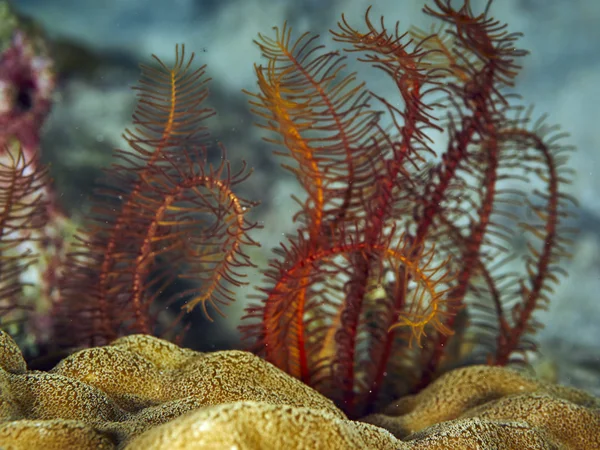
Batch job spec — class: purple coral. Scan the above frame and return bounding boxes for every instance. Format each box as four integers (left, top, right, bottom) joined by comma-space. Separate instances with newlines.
0, 30, 54, 157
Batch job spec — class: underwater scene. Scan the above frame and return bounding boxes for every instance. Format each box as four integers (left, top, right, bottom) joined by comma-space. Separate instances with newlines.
0, 0, 599, 448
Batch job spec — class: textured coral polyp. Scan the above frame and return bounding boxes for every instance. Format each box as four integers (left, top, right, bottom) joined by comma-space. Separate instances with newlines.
0, 331, 598, 449
363, 365, 600, 448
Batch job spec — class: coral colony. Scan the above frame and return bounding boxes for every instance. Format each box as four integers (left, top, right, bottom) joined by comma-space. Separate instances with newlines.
0, 0, 578, 420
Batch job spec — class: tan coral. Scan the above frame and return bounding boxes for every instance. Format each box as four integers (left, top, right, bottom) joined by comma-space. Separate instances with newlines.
125, 401, 400, 450
362, 365, 600, 449
0, 331, 346, 448
0, 420, 114, 449
0, 331, 599, 449
52, 333, 344, 415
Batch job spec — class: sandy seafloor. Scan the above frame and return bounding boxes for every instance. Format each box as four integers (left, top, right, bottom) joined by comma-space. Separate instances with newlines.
10, 0, 600, 395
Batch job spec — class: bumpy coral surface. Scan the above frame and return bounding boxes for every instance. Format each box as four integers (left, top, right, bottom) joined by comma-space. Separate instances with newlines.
0, 331, 598, 449
363, 365, 600, 449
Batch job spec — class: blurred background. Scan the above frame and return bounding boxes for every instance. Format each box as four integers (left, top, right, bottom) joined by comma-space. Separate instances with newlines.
8, 0, 600, 393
